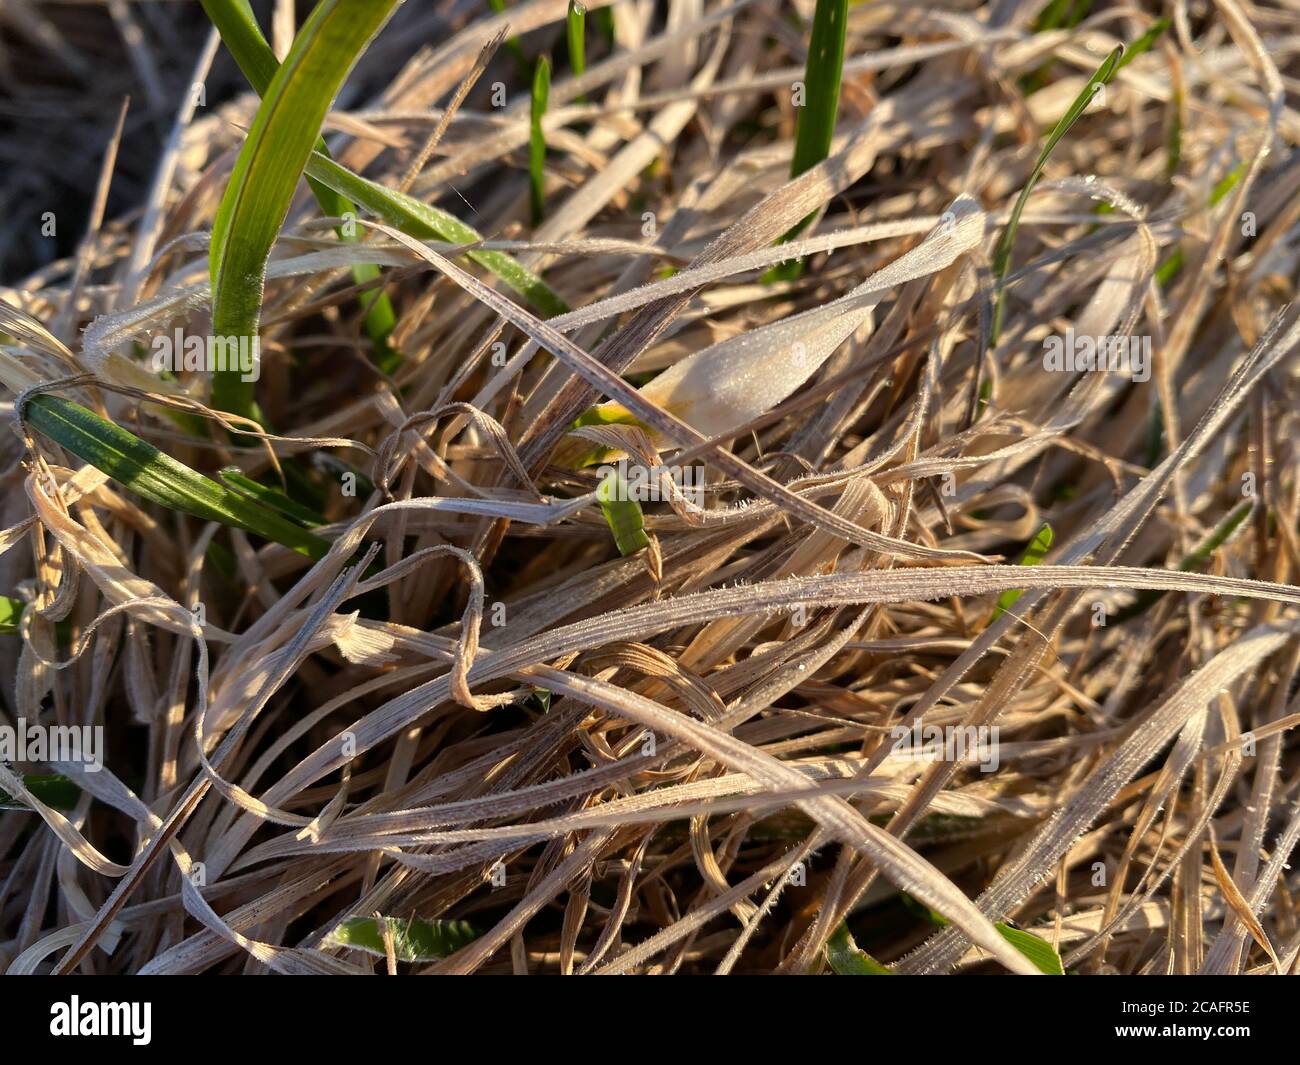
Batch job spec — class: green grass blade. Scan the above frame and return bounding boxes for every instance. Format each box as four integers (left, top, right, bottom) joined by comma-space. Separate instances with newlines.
790, 0, 848, 181
826, 923, 894, 974
208, 0, 401, 417
530, 56, 551, 227
595, 6, 615, 43
218, 468, 327, 527
902, 894, 1064, 973
200, 0, 279, 89
1115, 17, 1170, 69
1021, 0, 1095, 93
996, 924, 1065, 975
1031, 0, 1076, 32
991, 522, 1053, 620
1166, 86, 1183, 178
991, 45, 1124, 345
323, 916, 478, 962
567, 1, 586, 80
1118, 500, 1253, 621
24, 395, 331, 559
597, 469, 650, 555
0, 594, 22, 635
761, 0, 847, 280
0, 773, 82, 812
784, 0, 847, 242
305, 150, 569, 317
201, 0, 401, 374
1156, 161, 1247, 287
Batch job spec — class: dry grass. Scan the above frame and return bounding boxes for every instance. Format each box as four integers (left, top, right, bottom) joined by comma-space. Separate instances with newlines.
3, 0, 1300, 975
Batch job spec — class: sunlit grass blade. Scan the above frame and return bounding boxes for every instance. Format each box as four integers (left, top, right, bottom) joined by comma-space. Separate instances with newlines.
24, 395, 331, 559
208, 0, 401, 417
305, 151, 569, 317
323, 916, 479, 962
990, 45, 1123, 345
761, 0, 847, 281
597, 469, 650, 555
201, 0, 401, 373
790, 0, 848, 184
902, 893, 1065, 974
996, 925, 1065, 975
0, 595, 21, 635
567, 2, 586, 78
991, 522, 1053, 620
218, 468, 326, 527
826, 923, 893, 974
786, 0, 847, 236
530, 55, 551, 227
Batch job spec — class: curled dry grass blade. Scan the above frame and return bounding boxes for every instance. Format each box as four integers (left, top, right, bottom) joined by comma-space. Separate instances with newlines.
3, 0, 1300, 979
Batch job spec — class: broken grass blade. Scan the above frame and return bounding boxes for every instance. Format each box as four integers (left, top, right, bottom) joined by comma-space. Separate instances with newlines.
324, 916, 478, 962
597, 469, 650, 555
208, 0, 401, 416
826, 923, 893, 974
305, 150, 569, 317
